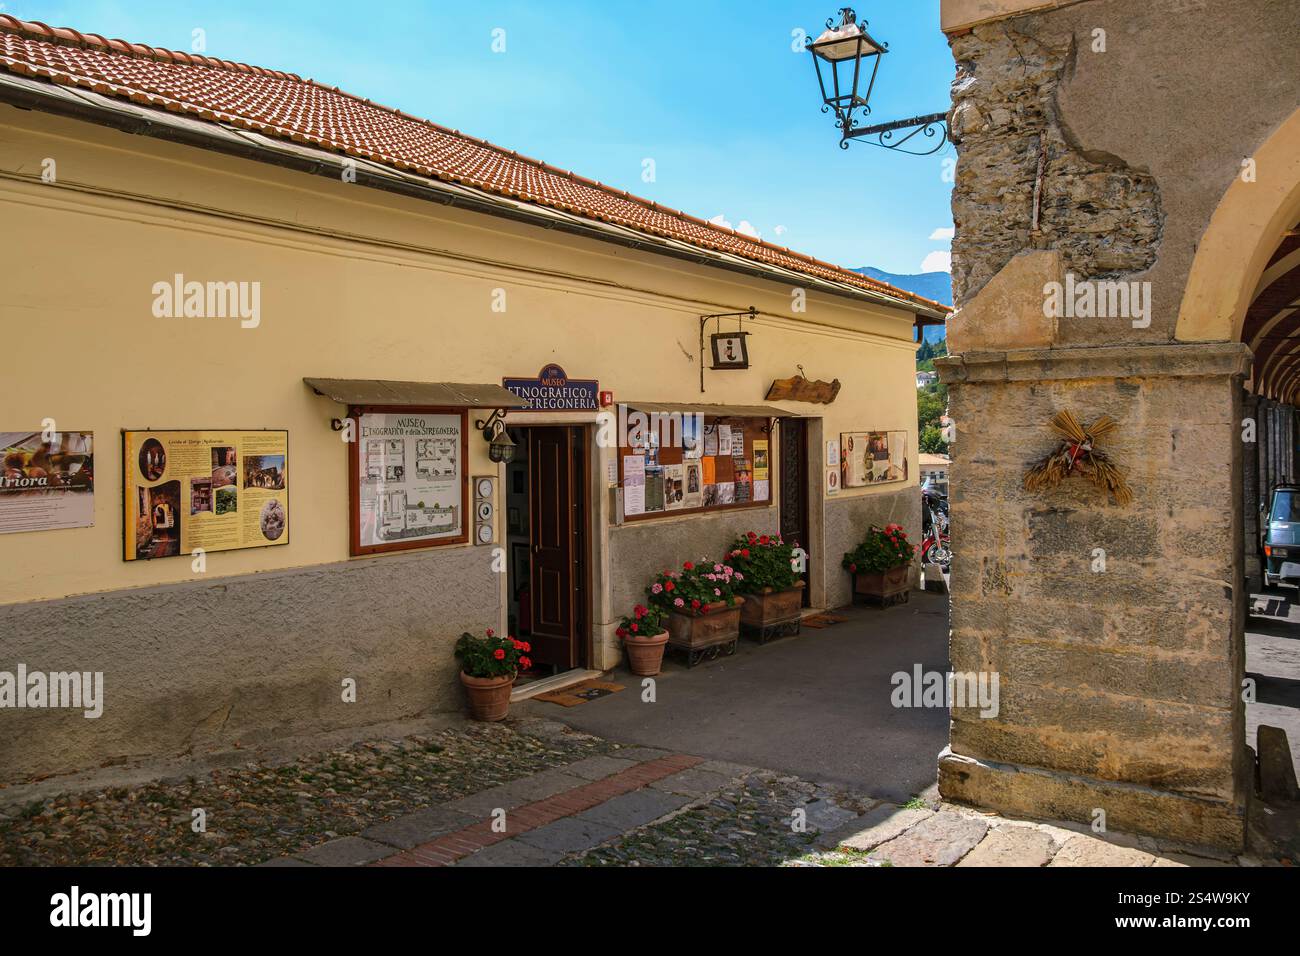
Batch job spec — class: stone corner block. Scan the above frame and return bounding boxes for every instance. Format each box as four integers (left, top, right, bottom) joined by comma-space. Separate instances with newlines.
947, 249, 1061, 354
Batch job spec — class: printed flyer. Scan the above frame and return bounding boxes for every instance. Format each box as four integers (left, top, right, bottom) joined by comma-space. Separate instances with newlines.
356, 412, 461, 549
683, 460, 703, 509
663, 463, 686, 511
123, 429, 289, 560
840, 430, 910, 488
753, 440, 769, 481
623, 455, 646, 516
0, 430, 94, 535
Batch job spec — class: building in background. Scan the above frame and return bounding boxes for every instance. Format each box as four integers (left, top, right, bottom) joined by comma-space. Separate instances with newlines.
0, 15, 947, 783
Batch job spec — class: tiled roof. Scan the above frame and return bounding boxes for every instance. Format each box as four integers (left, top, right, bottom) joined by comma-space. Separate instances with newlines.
0, 15, 949, 314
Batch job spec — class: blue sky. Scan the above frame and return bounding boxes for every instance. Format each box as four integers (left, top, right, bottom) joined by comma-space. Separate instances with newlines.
9, 0, 956, 275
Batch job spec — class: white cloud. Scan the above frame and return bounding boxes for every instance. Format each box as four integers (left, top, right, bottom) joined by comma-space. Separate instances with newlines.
929, 227, 955, 242
709, 214, 761, 240
774, 225, 787, 237
921, 250, 952, 273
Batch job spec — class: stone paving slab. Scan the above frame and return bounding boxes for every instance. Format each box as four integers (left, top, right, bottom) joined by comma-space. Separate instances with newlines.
869, 809, 989, 866
1152, 852, 1234, 868
296, 836, 393, 866
361, 807, 479, 850
255, 856, 316, 867
1047, 835, 1156, 867
800, 798, 862, 833
576, 788, 693, 831
442, 769, 588, 817
820, 805, 932, 851
516, 816, 623, 855
694, 759, 758, 779
649, 768, 737, 797
607, 746, 675, 762
562, 755, 640, 781
455, 839, 562, 867
957, 825, 1055, 867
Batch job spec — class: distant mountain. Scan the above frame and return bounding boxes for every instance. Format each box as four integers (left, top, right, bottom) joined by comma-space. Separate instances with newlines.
854, 267, 952, 345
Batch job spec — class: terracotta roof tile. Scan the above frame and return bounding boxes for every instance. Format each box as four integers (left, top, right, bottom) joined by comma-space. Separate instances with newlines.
0, 14, 949, 313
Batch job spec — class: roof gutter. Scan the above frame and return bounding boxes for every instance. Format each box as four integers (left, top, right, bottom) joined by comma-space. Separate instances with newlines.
0, 73, 948, 322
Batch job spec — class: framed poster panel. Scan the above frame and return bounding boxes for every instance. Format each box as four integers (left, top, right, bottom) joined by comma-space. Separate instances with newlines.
618, 414, 771, 523
349, 406, 469, 555
840, 430, 910, 488
122, 429, 289, 560
0, 429, 94, 534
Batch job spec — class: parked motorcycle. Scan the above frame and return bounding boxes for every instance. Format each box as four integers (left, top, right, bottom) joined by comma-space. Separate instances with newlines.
921, 486, 951, 570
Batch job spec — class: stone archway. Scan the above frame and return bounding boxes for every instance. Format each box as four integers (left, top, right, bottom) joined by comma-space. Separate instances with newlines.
935, 0, 1300, 853
1176, 108, 1300, 344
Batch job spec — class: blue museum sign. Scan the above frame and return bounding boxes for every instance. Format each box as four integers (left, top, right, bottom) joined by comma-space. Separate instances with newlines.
503, 365, 599, 411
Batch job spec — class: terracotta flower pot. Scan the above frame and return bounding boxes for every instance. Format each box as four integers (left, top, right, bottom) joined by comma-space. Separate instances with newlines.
624, 629, 669, 676
666, 597, 744, 667
739, 583, 804, 643
459, 670, 515, 722
851, 564, 910, 607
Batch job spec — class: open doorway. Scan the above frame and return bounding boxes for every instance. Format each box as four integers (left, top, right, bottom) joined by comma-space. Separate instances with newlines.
778, 417, 812, 607
505, 425, 590, 684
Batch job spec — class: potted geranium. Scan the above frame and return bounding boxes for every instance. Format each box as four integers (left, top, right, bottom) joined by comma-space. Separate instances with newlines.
648, 560, 744, 667
727, 531, 805, 643
616, 603, 669, 676
454, 628, 530, 721
842, 524, 915, 607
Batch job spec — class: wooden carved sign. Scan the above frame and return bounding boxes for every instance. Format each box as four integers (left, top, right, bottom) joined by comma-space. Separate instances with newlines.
1024, 409, 1133, 506
766, 373, 841, 405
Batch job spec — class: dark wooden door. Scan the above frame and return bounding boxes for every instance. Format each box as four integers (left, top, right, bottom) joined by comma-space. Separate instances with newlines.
779, 418, 811, 606
529, 427, 584, 669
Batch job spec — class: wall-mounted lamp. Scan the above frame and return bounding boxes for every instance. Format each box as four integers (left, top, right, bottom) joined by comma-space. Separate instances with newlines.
476, 409, 517, 464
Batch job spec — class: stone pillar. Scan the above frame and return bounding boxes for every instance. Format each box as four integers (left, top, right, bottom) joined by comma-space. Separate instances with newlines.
937, 343, 1252, 850
1242, 391, 1262, 593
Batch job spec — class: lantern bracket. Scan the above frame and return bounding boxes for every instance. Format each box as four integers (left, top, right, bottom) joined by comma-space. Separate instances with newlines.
805, 7, 952, 156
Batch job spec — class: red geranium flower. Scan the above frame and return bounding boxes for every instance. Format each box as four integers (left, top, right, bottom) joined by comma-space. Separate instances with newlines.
759, 534, 770, 545
519, 656, 532, 669
493, 648, 505, 660
521, 642, 531, 652
486, 628, 495, 638
741, 548, 750, 558
665, 581, 675, 592
616, 627, 628, 638
630, 623, 639, 633
683, 561, 694, 571
691, 598, 701, 610
849, 564, 858, 573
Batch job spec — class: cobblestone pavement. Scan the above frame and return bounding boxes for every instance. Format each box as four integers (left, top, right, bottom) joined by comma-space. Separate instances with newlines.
0, 719, 614, 866
0, 717, 1287, 867
563, 771, 1282, 868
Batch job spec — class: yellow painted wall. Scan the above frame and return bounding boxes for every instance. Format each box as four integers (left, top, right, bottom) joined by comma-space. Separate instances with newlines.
0, 104, 921, 607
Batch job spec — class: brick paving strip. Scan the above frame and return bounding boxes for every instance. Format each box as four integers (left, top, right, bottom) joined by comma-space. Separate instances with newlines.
266, 751, 709, 867
378, 753, 704, 867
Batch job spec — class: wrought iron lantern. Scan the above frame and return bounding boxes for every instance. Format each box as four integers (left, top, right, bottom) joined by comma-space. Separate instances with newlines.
807, 7, 950, 154
477, 410, 517, 464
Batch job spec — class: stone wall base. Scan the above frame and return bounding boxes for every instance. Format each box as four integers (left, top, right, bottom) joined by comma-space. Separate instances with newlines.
939, 747, 1247, 852
0, 547, 499, 785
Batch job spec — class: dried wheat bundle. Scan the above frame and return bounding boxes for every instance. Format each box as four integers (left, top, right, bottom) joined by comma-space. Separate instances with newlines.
1024, 410, 1133, 506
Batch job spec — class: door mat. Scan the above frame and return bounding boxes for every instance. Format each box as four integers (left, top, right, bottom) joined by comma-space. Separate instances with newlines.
533, 680, 626, 707
801, 614, 850, 629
